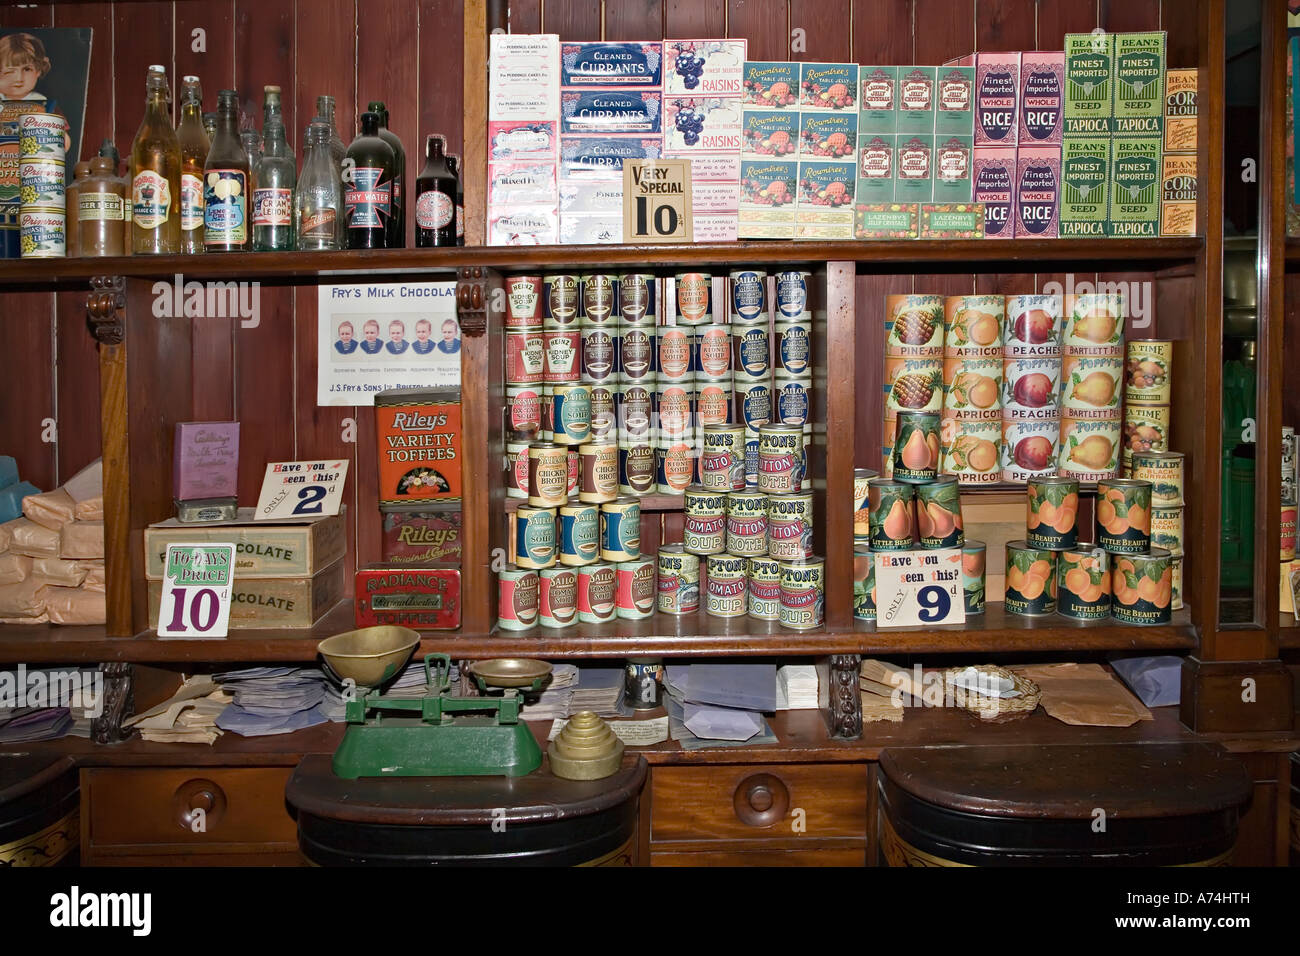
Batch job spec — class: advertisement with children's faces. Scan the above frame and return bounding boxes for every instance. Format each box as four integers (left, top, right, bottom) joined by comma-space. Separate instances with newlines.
0, 28, 92, 185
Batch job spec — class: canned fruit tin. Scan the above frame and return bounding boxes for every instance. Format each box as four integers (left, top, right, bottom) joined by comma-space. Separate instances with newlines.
656, 326, 695, 381
581, 325, 617, 383
538, 567, 578, 628
1124, 340, 1172, 404
599, 497, 641, 562
544, 329, 581, 382
559, 503, 600, 566
1150, 505, 1184, 555
1282, 504, 1297, 561
730, 270, 768, 324
775, 270, 810, 319
619, 444, 656, 496
942, 358, 1002, 420
505, 330, 546, 385
1064, 293, 1125, 355
1003, 295, 1062, 358
656, 443, 695, 495
19, 113, 67, 157
656, 382, 695, 443
869, 480, 915, 551
700, 424, 747, 491
1004, 542, 1058, 615
506, 385, 542, 441
775, 375, 811, 427
1057, 547, 1110, 620
1058, 418, 1121, 480
961, 541, 986, 615
915, 476, 963, 549
676, 272, 713, 324
551, 383, 592, 444
544, 275, 580, 328
697, 324, 732, 378
1122, 403, 1170, 464
697, 378, 733, 428
940, 418, 1002, 484
527, 442, 569, 507
619, 274, 656, 325
1060, 355, 1123, 419
757, 425, 804, 494
1097, 478, 1153, 553
657, 545, 700, 614
885, 294, 945, 356
1110, 548, 1173, 625
1170, 554, 1184, 611
778, 557, 825, 629
775, 319, 812, 376
853, 546, 877, 621
506, 275, 544, 327
581, 274, 618, 325
590, 384, 616, 441
892, 412, 941, 483
1002, 357, 1062, 420
1026, 476, 1079, 551
498, 568, 539, 630
748, 556, 782, 620
767, 492, 814, 560
885, 358, 944, 415
514, 505, 557, 569
943, 295, 1004, 357
706, 553, 748, 617
853, 469, 879, 545
734, 326, 771, 381
615, 558, 657, 619
1130, 451, 1183, 506
1001, 419, 1060, 482
577, 563, 618, 623
579, 443, 619, 503
506, 442, 529, 499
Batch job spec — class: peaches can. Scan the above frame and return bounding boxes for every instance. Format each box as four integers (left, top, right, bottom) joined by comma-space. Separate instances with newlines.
942, 357, 1002, 421
1002, 357, 1061, 420
885, 293, 944, 356
1003, 294, 1062, 357
1057, 418, 1121, 481
1064, 293, 1125, 356
1001, 418, 1060, 482
1060, 355, 1123, 419
943, 295, 1004, 357
941, 417, 1002, 485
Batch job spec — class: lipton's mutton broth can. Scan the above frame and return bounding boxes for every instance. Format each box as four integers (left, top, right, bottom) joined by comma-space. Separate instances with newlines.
748, 556, 782, 620
778, 557, 824, 629
706, 553, 748, 617
657, 545, 699, 614
599, 497, 641, 562
1110, 547, 1173, 625
1057, 546, 1110, 620
726, 490, 768, 557
1004, 541, 1058, 616
757, 425, 803, 494
767, 492, 813, 560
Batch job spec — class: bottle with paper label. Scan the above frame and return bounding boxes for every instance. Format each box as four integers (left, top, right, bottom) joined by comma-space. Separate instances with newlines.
203, 89, 251, 251
129, 66, 182, 254
176, 76, 209, 254
253, 86, 296, 251
345, 111, 396, 249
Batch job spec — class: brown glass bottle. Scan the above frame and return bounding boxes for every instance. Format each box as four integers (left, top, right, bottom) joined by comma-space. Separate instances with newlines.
78, 156, 126, 257
414, 135, 456, 247
129, 65, 182, 255
344, 112, 396, 249
176, 76, 209, 254
204, 89, 251, 252
66, 161, 89, 257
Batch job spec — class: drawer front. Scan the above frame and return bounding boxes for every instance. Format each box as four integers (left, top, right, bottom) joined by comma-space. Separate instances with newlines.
652, 846, 866, 867
84, 768, 297, 852
651, 764, 867, 842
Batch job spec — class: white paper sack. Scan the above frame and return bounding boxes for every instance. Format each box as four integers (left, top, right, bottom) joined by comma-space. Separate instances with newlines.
0, 578, 48, 617
0, 552, 31, 586
21, 488, 75, 530
31, 556, 87, 588
60, 520, 104, 560
45, 586, 106, 626
8, 518, 59, 558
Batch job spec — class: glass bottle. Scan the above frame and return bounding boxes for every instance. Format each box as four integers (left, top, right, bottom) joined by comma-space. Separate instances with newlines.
203, 89, 251, 252
316, 94, 347, 169
447, 152, 464, 246
414, 134, 456, 247
176, 75, 209, 254
129, 65, 182, 255
253, 87, 296, 252
367, 101, 405, 247
241, 128, 263, 169
202, 112, 218, 144
78, 155, 126, 257
295, 121, 343, 251
100, 138, 131, 251
344, 111, 395, 249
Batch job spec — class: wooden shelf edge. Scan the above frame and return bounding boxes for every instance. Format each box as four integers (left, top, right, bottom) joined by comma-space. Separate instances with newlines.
1280, 625, 1300, 649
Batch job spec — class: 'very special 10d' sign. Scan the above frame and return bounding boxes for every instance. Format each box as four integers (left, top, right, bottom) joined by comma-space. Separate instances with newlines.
874, 549, 966, 628
623, 158, 693, 243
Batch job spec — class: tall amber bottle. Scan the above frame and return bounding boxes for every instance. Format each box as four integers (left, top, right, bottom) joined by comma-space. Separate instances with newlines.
129, 65, 182, 255
176, 76, 209, 254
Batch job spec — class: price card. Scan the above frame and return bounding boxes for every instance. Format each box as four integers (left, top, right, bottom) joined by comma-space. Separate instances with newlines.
623, 158, 694, 243
254, 460, 349, 521
874, 548, 966, 628
158, 544, 235, 638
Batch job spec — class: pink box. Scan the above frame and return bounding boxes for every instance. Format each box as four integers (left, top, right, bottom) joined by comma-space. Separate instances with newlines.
1017, 52, 1064, 146
1014, 146, 1060, 239
972, 147, 1016, 239
975, 52, 1020, 147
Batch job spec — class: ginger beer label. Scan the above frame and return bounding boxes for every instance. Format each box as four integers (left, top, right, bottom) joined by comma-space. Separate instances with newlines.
132, 170, 171, 229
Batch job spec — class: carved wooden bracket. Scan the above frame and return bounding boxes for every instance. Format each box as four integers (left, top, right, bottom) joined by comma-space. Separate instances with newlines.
91, 662, 135, 744
828, 654, 862, 739
455, 266, 493, 337
87, 275, 126, 346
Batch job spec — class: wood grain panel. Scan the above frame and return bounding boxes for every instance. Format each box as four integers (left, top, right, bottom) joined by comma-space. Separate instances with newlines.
975, 0, 1036, 52
913, 0, 974, 65
604, 0, 663, 40
112, 3, 174, 164
541, 0, 603, 39
0, 295, 55, 489
1099, 0, 1161, 34
850, 0, 911, 64
665, 0, 724, 36
0, 5, 53, 28
973, 272, 1033, 295
1285, 274, 1300, 431
855, 273, 912, 468
1162, 0, 1198, 68
728, 0, 788, 60
789, 0, 851, 61
651, 845, 867, 866
420, 0, 466, 163
357, 0, 418, 246
509, 0, 543, 32
234, 0, 295, 129
1036, 0, 1099, 47
175, 0, 236, 115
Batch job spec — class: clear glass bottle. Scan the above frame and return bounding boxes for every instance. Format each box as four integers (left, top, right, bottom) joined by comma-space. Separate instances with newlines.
367, 101, 405, 247
414, 134, 456, 248
447, 152, 464, 246
344, 111, 396, 249
129, 65, 182, 255
203, 89, 251, 252
176, 76, 209, 254
316, 94, 347, 169
295, 121, 343, 251
253, 87, 296, 251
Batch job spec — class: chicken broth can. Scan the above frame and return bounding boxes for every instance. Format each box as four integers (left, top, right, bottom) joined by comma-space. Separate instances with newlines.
778, 557, 825, 629
1124, 339, 1172, 404
942, 357, 1002, 421
619, 273, 656, 325
599, 497, 642, 561
657, 545, 700, 614
727, 490, 768, 557
579, 443, 619, 503
1002, 357, 1062, 420
853, 468, 878, 545
1058, 418, 1121, 481
1110, 547, 1173, 625
1060, 355, 1123, 419
730, 270, 767, 324
943, 294, 1004, 358
514, 505, 557, 569
615, 558, 657, 619
961, 540, 986, 614
767, 492, 814, 560
498, 568, 539, 630
1003, 294, 1062, 358
577, 563, 618, 623
1057, 546, 1111, 620
853, 546, 877, 621
941, 417, 1003, 484
1097, 478, 1153, 554
559, 503, 600, 566
915, 476, 963, 549
869, 479, 915, 551
684, 486, 728, 556
1026, 476, 1079, 550
757, 425, 804, 494
538, 567, 578, 628
706, 553, 748, 617
885, 294, 944, 356
892, 412, 941, 483
700, 423, 747, 491
1001, 418, 1060, 483
1131, 450, 1183, 505
527, 441, 569, 507
1004, 541, 1058, 616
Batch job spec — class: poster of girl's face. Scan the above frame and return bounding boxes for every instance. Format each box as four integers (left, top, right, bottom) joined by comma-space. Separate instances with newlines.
0, 28, 92, 187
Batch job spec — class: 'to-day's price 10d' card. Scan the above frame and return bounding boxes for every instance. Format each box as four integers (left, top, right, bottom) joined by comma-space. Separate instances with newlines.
874, 548, 965, 628
158, 544, 235, 639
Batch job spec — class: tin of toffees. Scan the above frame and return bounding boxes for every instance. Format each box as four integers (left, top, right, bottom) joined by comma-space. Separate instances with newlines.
506, 385, 542, 441
757, 425, 804, 494
1003, 541, 1058, 616
961, 540, 986, 615
853, 469, 879, 545
1057, 546, 1111, 620
507, 275, 545, 327
544, 274, 581, 328
382, 508, 463, 566
579, 443, 619, 503
619, 273, 656, 325
656, 442, 695, 494
775, 270, 810, 319
853, 546, 876, 621
656, 326, 695, 381
726, 490, 768, 557
706, 553, 748, 617
354, 566, 462, 630
514, 505, 557, 569
657, 545, 700, 614
1059, 418, 1121, 480
1060, 355, 1123, 419
775, 318, 812, 376
700, 423, 747, 491
942, 357, 1002, 421
734, 325, 771, 381
697, 323, 732, 378
767, 492, 814, 560
615, 557, 657, 619
1003, 294, 1062, 358
498, 567, 539, 630
697, 378, 733, 428
544, 329, 581, 382
676, 272, 713, 325
748, 556, 782, 620
538, 566, 579, 628
577, 563, 618, 623
619, 325, 655, 382
1002, 357, 1062, 420
505, 329, 546, 385
730, 270, 768, 324
778, 557, 825, 629
1149, 504, 1184, 555
941, 417, 1002, 484
506, 442, 529, 499
915, 476, 963, 549
943, 295, 1004, 358
527, 441, 569, 507
599, 497, 641, 561
1110, 547, 1173, 625
619, 442, 656, 495
774, 374, 811, 427
559, 503, 600, 566
581, 325, 618, 383
1097, 478, 1152, 554
581, 273, 619, 325
1124, 340, 1172, 404
1063, 293, 1125, 356
684, 486, 728, 555
1026, 475, 1079, 550
1001, 419, 1060, 482
551, 383, 592, 444
869, 479, 915, 551
589, 383, 617, 441
1131, 450, 1184, 506
885, 294, 944, 356
1281, 504, 1297, 562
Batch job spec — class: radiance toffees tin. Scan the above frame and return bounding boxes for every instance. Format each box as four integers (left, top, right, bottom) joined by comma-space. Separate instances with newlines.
700, 423, 747, 491
730, 269, 767, 324
657, 545, 700, 614
514, 505, 557, 569
748, 556, 782, 620
619, 442, 656, 496
538, 566, 579, 628
697, 323, 733, 378
559, 503, 600, 567
705, 553, 748, 617
1004, 541, 1058, 616
869, 479, 915, 551
577, 563, 617, 623
551, 383, 592, 445
961, 540, 986, 615
599, 497, 641, 561
506, 275, 545, 328
726, 490, 768, 557
676, 272, 713, 325
506, 442, 529, 499
1097, 478, 1152, 554
354, 566, 462, 630
544, 274, 580, 328
892, 412, 941, 483
757, 424, 804, 494
655, 442, 695, 495
775, 270, 810, 319
1057, 546, 1110, 620
734, 325, 770, 381
853, 546, 876, 621
507, 385, 543, 441
767, 492, 814, 560
619, 273, 656, 325
1026, 475, 1079, 551
579, 443, 619, 503
854, 468, 879, 545
1131, 450, 1184, 506
915, 476, 963, 549
581, 273, 619, 325
684, 485, 728, 556
505, 329, 546, 385
527, 441, 569, 508
1110, 547, 1173, 625
778, 557, 825, 629
498, 567, 539, 630
615, 557, 657, 619
620, 325, 655, 382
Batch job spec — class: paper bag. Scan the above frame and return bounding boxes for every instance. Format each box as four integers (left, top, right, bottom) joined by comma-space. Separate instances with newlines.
1011, 662, 1152, 727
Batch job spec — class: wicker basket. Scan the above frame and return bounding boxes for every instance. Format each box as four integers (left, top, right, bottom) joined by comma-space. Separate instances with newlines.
943, 665, 1041, 720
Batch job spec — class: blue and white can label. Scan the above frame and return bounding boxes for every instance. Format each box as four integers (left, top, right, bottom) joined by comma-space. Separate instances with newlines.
734, 326, 770, 381
552, 383, 592, 444
514, 506, 557, 569
775, 270, 810, 318
599, 497, 642, 561
736, 379, 772, 432
559, 503, 600, 566
775, 319, 811, 376
729, 270, 767, 324
775, 375, 811, 426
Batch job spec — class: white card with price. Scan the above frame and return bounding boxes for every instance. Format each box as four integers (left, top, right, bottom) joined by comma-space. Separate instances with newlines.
158, 543, 234, 638
874, 549, 965, 628
254, 460, 349, 521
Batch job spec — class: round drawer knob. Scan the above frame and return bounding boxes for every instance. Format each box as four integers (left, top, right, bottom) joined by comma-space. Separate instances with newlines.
173, 778, 227, 832
733, 773, 789, 828
748, 786, 773, 813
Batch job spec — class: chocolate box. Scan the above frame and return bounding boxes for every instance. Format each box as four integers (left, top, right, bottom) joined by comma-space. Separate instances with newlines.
144, 508, 347, 580
148, 559, 346, 629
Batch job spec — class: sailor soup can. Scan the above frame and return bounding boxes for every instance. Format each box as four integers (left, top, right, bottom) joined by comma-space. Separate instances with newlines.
736, 379, 772, 432
697, 324, 732, 378
1001, 418, 1060, 483
619, 273, 656, 325
581, 273, 618, 325
590, 383, 617, 441
1131, 451, 1185, 506
567, 449, 580, 498
729, 269, 767, 324
544, 274, 580, 328
538, 567, 578, 628
577, 563, 618, 623
656, 442, 695, 495
775, 318, 812, 376
1097, 478, 1152, 554
775, 270, 810, 319
1110, 547, 1173, 625
853, 546, 877, 621
706, 553, 748, 617
961, 540, 986, 615
579, 443, 619, 503
684, 486, 728, 556
727, 490, 768, 557
657, 545, 700, 614
885, 294, 945, 356
748, 556, 782, 620
1064, 293, 1125, 356
943, 295, 1004, 358
505, 329, 546, 385
1003, 294, 1062, 358
656, 326, 695, 382
757, 425, 804, 494
615, 558, 657, 619
915, 476, 963, 549
1061, 355, 1123, 419
618, 382, 653, 441
619, 443, 656, 496
1026, 476, 1080, 551
544, 329, 581, 383
697, 378, 733, 428
941, 417, 1003, 484
506, 385, 542, 441
1002, 357, 1062, 421
656, 381, 695, 443
778, 557, 825, 630
734, 326, 771, 381
1057, 546, 1111, 620
676, 272, 713, 325
775, 374, 811, 427
540, 385, 554, 440
581, 325, 617, 383
1004, 541, 1058, 616
506, 275, 544, 327
514, 505, 557, 569
942, 357, 1002, 421
559, 503, 600, 567
767, 492, 814, 560
599, 497, 641, 561
700, 424, 747, 491
551, 383, 592, 445
498, 568, 539, 631
619, 325, 654, 382
854, 469, 879, 545
527, 442, 569, 508
892, 412, 941, 483
869, 480, 916, 551
506, 442, 529, 499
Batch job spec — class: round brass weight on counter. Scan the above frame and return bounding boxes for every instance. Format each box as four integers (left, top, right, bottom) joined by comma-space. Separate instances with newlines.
548, 712, 625, 780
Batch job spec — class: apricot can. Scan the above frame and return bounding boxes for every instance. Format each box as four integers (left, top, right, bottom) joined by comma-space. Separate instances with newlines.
1057, 418, 1121, 481
961, 540, 986, 615
1057, 546, 1111, 620
1004, 541, 1058, 616
869, 480, 915, 551
942, 357, 1002, 421
1096, 478, 1152, 554
853, 545, 877, 621
1124, 339, 1172, 404
1001, 419, 1060, 483
1003, 294, 1062, 358
941, 418, 1002, 484
943, 295, 1004, 358
915, 476, 964, 549
1060, 355, 1123, 419
1026, 476, 1079, 551
1110, 547, 1173, 625
892, 412, 942, 483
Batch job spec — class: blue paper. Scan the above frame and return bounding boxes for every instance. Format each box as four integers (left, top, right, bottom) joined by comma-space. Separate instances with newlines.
1110, 656, 1182, 708
0, 481, 39, 523
680, 663, 777, 711
0, 456, 17, 490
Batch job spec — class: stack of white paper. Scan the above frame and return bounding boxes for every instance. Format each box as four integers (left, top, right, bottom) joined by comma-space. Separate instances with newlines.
123, 675, 232, 745
776, 665, 819, 710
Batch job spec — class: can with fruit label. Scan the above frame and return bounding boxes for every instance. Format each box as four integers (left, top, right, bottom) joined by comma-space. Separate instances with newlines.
1131, 450, 1184, 506
853, 468, 878, 545
1001, 418, 1060, 483
1057, 546, 1110, 620
1002, 357, 1062, 420
915, 476, 964, 549
1122, 403, 1170, 471
853, 545, 877, 621
1150, 504, 1184, 556
942, 357, 1002, 421
1110, 547, 1173, 625
892, 412, 941, 483
1063, 293, 1125, 356
1004, 541, 1058, 616
657, 545, 700, 614
1060, 355, 1123, 419
1003, 294, 1062, 358
1124, 339, 1172, 404
869, 480, 916, 551
941, 418, 1003, 484
1026, 476, 1079, 550
1097, 478, 1152, 554
1058, 418, 1121, 481
943, 295, 1004, 358
885, 357, 945, 415
961, 540, 986, 615
1170, 552, 1184, 610
885, 294, 944, 356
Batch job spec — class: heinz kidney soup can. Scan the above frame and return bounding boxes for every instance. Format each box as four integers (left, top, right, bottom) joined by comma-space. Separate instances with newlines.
1004, 541, 1058, 616
505, 329, 546, 385
577, 563, 618, 623
506, 275, 544, 327
1026, 476, 1079, 550
961, 540, 986, 615
778, 557, 825, 629
615, 558, 657, 619
1003, 294, 1062, 358
1110, 547, 1173, 625
1097, 478, 1152, 554
657, 546, 700, 614
730, 270, 767, 325
538, 567, 578, 628
619, 273, 656, 325
544, 329, 581, 383
498, 568, 539, 631
1057, 546, 1111, 621
775, 270, 810, 319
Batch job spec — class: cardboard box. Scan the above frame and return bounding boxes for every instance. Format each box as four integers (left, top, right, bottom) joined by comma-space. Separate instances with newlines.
1108, 137, 1161, 238
798, 111, 858, 162
799, 62, 859, 112
1017, 52, 1064, 145
932, 135, 973, 203
663, 39, 746, 96
1014, 146, 1060, 238
664, 97, 742, 154
1058, 137, 1110, 238
795, 159, 856, 239
972, 147, 1016, 238
148, 559, 346, 630
856, 134, 896, 203
742, 108, 798, 158
897, 66, 936, 134
743, 61, 799, 107
560, 42, 663, 87
975, 52, 1020, 146
739, 158, 797, 238
1112, 32, 1166, 129
559, 136, 663, 179
920, 202, 984, 239
1064, 33, 1114, 136
560, 89, 662, 134
1160, 152, 1197, 237
859, 66, 898, 133
144, 508, 347, 580
935, 66, 975, 137
895, 134, 934, 203
855, 202, 918, 239
1163, 68, 1197, 153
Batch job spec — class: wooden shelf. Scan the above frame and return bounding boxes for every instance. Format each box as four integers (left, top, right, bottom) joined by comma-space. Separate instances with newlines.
504, 494, 684, 513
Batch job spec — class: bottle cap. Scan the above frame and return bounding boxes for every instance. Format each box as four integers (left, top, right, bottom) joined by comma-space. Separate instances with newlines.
183, 75, 200, 83
148, 64, 166, 73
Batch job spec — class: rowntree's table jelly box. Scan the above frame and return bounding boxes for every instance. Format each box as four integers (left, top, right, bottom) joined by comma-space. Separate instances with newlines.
896, 66, 936, 135
855, 202, 918, 240
859, 66, 898, 133
1058, 137, 1110, 238
1017, 53, 1064, 145
561, 42, 662, 87
974, 52, 1020, 146
664, 39, 746, 96
856, 134, 896, 204
1014, 146, 1060, 238
799, 63, 859, 112
739, 159, 797, 239
1111, 32, 1166, 135
795, 159, 856, 240
934, 66, 975, 137
1108, 137, 1161, 238
375, 389, 462, 508
973, 147, 1016, 238
932, 136, 974, 204
798, 112, 858, 162
1064, 32, 1114, 137
742, 108, 797, 158
743, 61, 799, 107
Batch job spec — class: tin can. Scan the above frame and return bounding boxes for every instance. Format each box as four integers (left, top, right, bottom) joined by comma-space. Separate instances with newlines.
706, 553, 748, 617
885, 294, 944, 356
1064, 293, 1125, 355
697, 323, 732, 378
551, 383, 592, 445
774, 317, 812, 376
684, 486, 728, 555
727, 490, 768, 557
618, 382, 653, 441
885, 357, 944, 415
19, 113, 67, 157
734, 325, 771, 381
544, 328, 581, 382
1001, 418, 1060, 482
1282, 504, 1298, 561
539, 384, 554, 441
381, 509, 463, 566
1097, 478, 1153, 554
514, 505, 557, 569
656, 326, 695, 381
578, 443, 619, 503
590, 384, 616, 441
19, 211, 65, 258
757, 425, 804, 494
942, 357, 1002, 421
506, 385, 543, 441
1111, 547, 1173, 625
506, 442, 529, 499
619, 325, 654, 382
1004, 541, 1058, 616
775, 270, 810, 319
527, 441, 569, 507
619, 273, 656, 325
869, 480, 916, 551
581, 324, 617, 383
1170, 553, 1184, 611
747, 556, 782, 620
615, 558, 657, 619
1282, 426, 1297, 505
1131, 450, 1184, 506
580, 273, 618, 325
915, 476, 964, 549
1003, 294, 1062, 358
19, 160, 65, 209
619, 443, 656, 496
599, 497, 641, 561
577, 563, 618, 623
1061, 355, 1123, 419
892, 412, 941, 483
656, 442, 695, 495
544, 274, 581, 328
729, 269, 767, 324
854, 468, 878, 545
940, 417, 1003, 484
1124, 340, 1172, 404
775, 374, 811, 427
1057, 546, 1111, 620
767, 492, 814, 560
655, 381, 695, 443
559, 503, 600, 567
1150, 504, 1184, 555
538, 567, 578, 628
1122, 403, 1170, 469
1026, 476, 1079, 551
1002, 357, 1062, 420
567, 448, 580, 498
778, 557, 825, 630
853, 546, 877, 621
1058, 418, 1121, 480
735, 378, 772, 432
657, 545, 700, 614
506, 275, 545, 327
505, 329, 546, 385
700, 423, 747, 491
697, 377, 733, 428
943, 295, 1004, 358
498, 567, 539, 630
625, 658, 664, 709
354, 565, 462, 630
961, 540, 986, 615
676, 272, 713, 325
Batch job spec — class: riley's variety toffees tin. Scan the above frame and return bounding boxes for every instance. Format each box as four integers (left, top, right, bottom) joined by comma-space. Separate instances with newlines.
961, 540, 986, 615
1110, 547, 1173, 625
1026, 476, 1079, 551
706, 553, 748, 617
578, 443, 619, 503
528, 441, 569, 507
599, 497, 641, 561
684, 486, 728, 556
544, 274, 580, 328
1003, 541, 1058, 616
767, 492, 814, 560
869, 479, 915, 551
656, 442, 695, 494
505, 329, 546, 385
581, 273, 618, 325
619, 443, 656, 496
726, 490, 768, 557
892, 412, 941, 483
734, 325, 770, 381
544, 328, 581, 382
757, 424, 804, 494
778, 557, 825, 629
577, 563, 618, 623
854, 469, 879, 545
775, 317, 812, 376
1097, 478, 1152, 554
700, 423, 747, 491
538, 567, 578, 628
748, 556, 782, 620
729, 269, 767, 324
1131, 450, 1184, 506
1057, 546, 1110, 620
915, 476, 964, 549
551, 383, 592, 444
853, 546, 876, 621
697, 323, 732, 378
506, 275, 544, 327
615, 558, 657, 619
657, 545, 700, 614
514, 505, 557, 569
620, 273, 656, 324
775, 270, 810, 318
498, 567, 539, 630
559, 503, 600, 566
676, 272, 713, 325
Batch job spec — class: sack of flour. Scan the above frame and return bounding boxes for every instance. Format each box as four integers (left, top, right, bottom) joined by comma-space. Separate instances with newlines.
0, 552, 32, 586
45, 586, 106, 626
22, 487, 75, 530
63, 459, 104, 521
31, 556, 87, 588
60, 520, 104, 560
9, 518, 59, 559
0, 578, 48, 617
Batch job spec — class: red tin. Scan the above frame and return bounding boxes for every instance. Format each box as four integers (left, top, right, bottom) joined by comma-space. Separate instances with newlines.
354, 564, 461, 629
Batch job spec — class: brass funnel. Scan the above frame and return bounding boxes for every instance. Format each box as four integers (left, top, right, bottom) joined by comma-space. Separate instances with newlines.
547, 711, 624, 780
